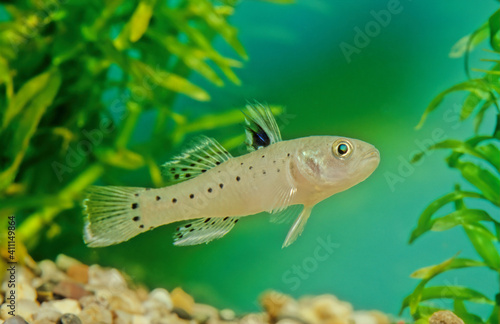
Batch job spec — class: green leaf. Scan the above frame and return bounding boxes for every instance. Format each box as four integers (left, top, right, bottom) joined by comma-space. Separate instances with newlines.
454, 300, 487, 324
430, 209, 498, 232
449, 22, 489, 58
455, 161, 500, 206
488, 9, 500, 52
94, 147, 145, 169
460, 91, 487, 121
410, 191, 486, 243
473, 100, 493, 133
487, 306, 498, 324
410, 257, 485, 279
464, 223, 500, 269
476, 143, 500, 171
0, 68, 62, 191
421, 286, 493, 305
416, 79, 491, 129
2, 69, 52, 129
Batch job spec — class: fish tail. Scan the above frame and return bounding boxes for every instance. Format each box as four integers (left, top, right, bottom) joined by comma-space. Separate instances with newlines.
83, 186, 145, 248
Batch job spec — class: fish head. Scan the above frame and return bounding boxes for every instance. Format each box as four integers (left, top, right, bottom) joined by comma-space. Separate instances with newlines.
294, 136, 380, 195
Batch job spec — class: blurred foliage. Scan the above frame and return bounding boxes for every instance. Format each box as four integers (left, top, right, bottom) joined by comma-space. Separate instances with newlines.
401, 9, 500, 324
0, 0, 287, 270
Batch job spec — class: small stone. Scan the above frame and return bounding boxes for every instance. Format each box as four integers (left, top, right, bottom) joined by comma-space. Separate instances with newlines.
299, 295, 352, 324
276, 319, 303, 324
108, 289, 144, 314
53, 281, 91, 300
260, 291, 297, 320
55, 255, 83, 272
240, 313, 269, 324
78, 304, 112, 324
135, 286, 149, 302
17, 281, 37, 302
148, 288, 173, 311
429, 310, 464, 324
47, 299, 81, 315
170, 287, 194, 314
67, 265, 89, 284
17, 299, 40, 322
131, 315, 150, 324
32, 319, 55, 324
57, 313, 83, 324
192, 303, 218, 322
88, 265, 128, 292
172, 307, 192, 320
36, 284, 54, 303
113, 310, 132, 324
352, 311, 390, 324
0, 303, 14, 320
38, 260, 67, 283
33, 306, 62, 322
79, 295, 109, 309
4, 316, 28, 324
220, 308, 236, 321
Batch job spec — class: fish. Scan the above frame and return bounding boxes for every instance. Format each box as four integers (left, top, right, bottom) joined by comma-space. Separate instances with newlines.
83, 103, 380, 248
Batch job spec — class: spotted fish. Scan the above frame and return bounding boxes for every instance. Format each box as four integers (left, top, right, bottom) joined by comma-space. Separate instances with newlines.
83, 103, 380, 248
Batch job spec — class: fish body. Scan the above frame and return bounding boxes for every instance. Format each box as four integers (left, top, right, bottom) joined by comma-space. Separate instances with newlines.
83, 105, 380, 248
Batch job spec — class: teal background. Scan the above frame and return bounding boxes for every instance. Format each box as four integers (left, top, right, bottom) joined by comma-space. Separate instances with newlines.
34, 0, 499, 319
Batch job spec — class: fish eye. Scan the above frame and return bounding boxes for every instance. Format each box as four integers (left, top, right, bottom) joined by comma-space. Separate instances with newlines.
332, 140, 352, 159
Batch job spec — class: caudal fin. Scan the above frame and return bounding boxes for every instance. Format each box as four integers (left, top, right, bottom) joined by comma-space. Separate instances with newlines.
83, 186, 145, 247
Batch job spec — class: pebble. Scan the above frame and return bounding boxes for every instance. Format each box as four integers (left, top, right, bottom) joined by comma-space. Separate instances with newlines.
38, 260, 67, 283
53, 281, 91, 300
16, 299, 40, 322
113, 310, 133, 324
78, 304, 112, 324
55, 255, 83, 272
46, 299, 81, 315
429, 310, 464, 324
0, 303, 14, 320
170, 287, 195, 313
33, 306, 62, 322
149, 288, 173, 311
107, 289, 144, 314
88, 265, 128, 292
67, 265, 89, 284
3, 316, 28, 324
57, 313, 83, 324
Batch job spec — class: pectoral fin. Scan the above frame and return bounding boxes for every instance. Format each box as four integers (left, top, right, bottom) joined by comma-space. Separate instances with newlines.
282, 205, 314, 248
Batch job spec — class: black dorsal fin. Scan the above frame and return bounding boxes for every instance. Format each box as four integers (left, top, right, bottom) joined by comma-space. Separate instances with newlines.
243, 102, 282, 152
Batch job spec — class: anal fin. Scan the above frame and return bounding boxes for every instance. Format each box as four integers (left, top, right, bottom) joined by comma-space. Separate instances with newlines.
173, 216, 240, 246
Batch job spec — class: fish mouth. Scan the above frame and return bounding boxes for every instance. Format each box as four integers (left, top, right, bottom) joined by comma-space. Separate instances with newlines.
364, 149, 380, 160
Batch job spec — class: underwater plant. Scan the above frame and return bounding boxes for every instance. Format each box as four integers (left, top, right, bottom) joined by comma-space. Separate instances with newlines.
0, 0, 287, 270
401, 8, 500, 324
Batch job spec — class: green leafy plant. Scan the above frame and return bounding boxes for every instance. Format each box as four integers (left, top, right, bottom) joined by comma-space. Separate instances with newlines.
400, 9, 500, 324
0, 0, 287, 265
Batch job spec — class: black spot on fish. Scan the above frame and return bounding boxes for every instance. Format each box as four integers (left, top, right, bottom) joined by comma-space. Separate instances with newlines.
171, 168, 176, 171
201, 169, 207, 173
135, 193, 139, 197
235, 219, 239, 223
287, 153, 290, 157
181, 168, 188, 171
185, 224, 192, 228
133, 216, 140, 222
216, 161, 221, 165
212, 221, 216, 225
149, 226, 154, 230
241, 162, 244, 165
223, 217, 229, 221
156, 196, 161, 201
185, 173, 191, 178
205, 218, 211, 223
262, 155, 265, 158
263, 170, 266, 175
132, 203, 138, 209
197, 158, 202, 162
189, 194, 194, 199
174, 174, 180, 179
172, 198, 177, 203
145, 188, 151, 191
176, 227, 180, 231
139, 224, 145, 229
249, 166, 253, 170
236, 176, 240, 181
190, 229, 194, 232
179, 234, 183, 238
208, 188, 213, 193
219, 183, 224, 189
273, 160, 276, 163
277, 169, 280, 172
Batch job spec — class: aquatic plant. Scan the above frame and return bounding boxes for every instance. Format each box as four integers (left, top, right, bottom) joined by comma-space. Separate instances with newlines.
0, 0, 286, 267
401, 9, 500, 324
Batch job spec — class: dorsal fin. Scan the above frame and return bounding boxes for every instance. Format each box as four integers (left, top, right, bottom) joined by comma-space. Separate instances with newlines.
243, 102, 282, 152
173, 217, 240, 246
162, 136, 232, 184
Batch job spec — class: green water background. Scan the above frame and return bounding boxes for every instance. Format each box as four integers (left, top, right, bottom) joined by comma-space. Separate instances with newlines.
33, 0, 499, 318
